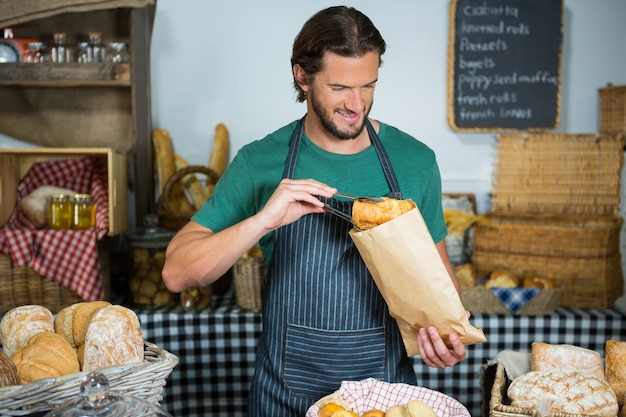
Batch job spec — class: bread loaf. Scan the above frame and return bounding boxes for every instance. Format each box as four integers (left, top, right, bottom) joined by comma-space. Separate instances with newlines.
606, 339, 626, 406
522, 276, 556, 289
82, 305, 144, 372
508, 368, 618, 417
531, 342, 604, 379
0, 351, 20, 387
20, 185, 76, 227
11, 331, 80, 384
71, 301, 111, 348
0, 305, 54, 358
352, 198, 415, 230
385, 405, 409, 417
54, 302, 83, 348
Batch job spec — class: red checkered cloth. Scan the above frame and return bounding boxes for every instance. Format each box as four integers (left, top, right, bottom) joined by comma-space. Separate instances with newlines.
0, 157, 110, 301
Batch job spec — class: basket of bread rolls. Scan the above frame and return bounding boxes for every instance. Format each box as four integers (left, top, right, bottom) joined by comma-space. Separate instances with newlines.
305, 378, 471, 417
455, 264, 563, 315
489, 341, 625, 417
0, 302, 178, 415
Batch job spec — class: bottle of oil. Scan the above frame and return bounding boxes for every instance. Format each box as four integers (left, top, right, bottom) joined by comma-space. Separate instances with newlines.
72, 194, 96, 229
48, 194, 72, 229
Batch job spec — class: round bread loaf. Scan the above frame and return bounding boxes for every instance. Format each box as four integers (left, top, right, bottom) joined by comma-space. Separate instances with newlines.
11, 331, 80, 384
485, 270, 517, 288
82, 305, 144, 372
407, 399, 437, 417
0, 305, 54, 358
385, 405, 409, 417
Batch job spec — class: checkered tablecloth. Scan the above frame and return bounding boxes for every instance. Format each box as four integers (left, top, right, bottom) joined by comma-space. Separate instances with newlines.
137, 292, 626, 417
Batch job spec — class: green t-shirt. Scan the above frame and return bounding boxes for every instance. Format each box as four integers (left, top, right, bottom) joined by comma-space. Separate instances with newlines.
192, 119, 447, 264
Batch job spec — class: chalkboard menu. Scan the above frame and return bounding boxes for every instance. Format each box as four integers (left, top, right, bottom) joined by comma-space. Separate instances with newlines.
447, 0, 563, 132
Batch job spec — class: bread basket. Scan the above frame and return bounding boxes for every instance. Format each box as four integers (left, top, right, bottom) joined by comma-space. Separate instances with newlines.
156, 165, 220, 231
0, 342, 177, 415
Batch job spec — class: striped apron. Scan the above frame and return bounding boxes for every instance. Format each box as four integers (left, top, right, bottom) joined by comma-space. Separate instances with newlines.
247, 117, 416, 416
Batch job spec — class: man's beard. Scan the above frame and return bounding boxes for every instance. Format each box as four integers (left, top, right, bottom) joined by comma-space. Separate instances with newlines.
310, 92, 372, 140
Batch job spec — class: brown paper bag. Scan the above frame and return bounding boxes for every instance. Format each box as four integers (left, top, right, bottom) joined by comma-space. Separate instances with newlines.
349, 205, 486, 357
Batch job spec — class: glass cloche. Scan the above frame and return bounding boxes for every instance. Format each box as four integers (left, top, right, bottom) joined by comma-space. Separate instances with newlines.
44, 372, 173, 417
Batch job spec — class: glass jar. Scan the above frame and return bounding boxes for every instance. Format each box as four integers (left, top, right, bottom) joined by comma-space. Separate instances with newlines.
48, 193, 73, 229
106, 42, 130, 63
51, 32, 72, 63
88, 32, 106, 63
75, 41, 90, 63
24, 42, 49, 63
126, 219, 177, 309
72, 194, 96, 230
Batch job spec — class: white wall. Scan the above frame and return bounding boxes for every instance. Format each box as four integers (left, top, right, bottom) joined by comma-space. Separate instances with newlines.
149, 0, 626, 215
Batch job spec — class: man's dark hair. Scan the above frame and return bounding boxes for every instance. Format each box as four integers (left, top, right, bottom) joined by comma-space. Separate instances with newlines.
291, 6, 387, 102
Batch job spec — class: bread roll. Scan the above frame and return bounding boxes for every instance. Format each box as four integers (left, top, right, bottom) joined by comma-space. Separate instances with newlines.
385, 405, 409, 417
606, 340, 626, 406
0, 351, 20, 387
407, 399, 437, 417
454, 264, 476, 288
352, 197, 416, 230
318, 402, 345, 417
0, 305, 54, 358
522, 276, 556, 289
11, 331, 80, 384
82, 305, 144, 372
329, 411, 357, 417
20, 186, 76, 227
531, 342, 604, 379
485, 270, 517, 288
362, 410, 385, 417
508, 368, 618, 417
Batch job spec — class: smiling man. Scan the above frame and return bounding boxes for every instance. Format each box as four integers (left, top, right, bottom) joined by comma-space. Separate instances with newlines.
162, 6, 466, 416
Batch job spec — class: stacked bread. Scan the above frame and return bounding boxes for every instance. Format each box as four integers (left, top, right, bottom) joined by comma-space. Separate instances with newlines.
507, 342, 622, 416
0, 302, 144, 386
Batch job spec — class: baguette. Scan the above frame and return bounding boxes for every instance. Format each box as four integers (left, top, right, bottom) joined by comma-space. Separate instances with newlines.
208, 123, 230, 176
152, 129, 177, 194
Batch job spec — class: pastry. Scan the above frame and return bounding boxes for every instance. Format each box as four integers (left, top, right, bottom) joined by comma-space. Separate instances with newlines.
362, 410, 385, 417
485, 270, 517, 288
385, 405, 409, 417
531, 342, 604, 379
0, 305, 54, 358
82, 305, 144, 372
11, 331, 80, 384
508, 368, 618, 417
352, 197, 416, 230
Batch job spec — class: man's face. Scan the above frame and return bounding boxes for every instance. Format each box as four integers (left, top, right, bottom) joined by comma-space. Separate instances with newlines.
307, 51, 379, 140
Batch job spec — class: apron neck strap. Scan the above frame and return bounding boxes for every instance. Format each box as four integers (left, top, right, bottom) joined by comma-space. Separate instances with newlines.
283, 115, 402, 198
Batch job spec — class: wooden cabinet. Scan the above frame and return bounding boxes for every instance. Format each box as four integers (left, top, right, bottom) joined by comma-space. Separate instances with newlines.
0, 2, 156, 231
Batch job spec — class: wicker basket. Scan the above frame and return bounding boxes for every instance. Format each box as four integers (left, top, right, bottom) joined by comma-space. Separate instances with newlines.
489, 360, 609, 417
599, 83, 626, 134
233, 256, 266, 313
461, 287, 562, 315
492, 133, 625, 216
156, 165, 220, 231
0, 240, 110, 315
473, 213, 624, 309
0, 342, 178, 416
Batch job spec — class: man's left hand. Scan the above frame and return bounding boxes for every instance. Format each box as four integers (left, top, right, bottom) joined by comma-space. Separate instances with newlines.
417, 326, 466, 368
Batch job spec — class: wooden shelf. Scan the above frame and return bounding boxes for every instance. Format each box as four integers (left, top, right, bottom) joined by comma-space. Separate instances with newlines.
0, 63, 130, 87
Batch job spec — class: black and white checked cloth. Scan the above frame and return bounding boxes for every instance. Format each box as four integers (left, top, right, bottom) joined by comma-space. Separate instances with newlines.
138, 293, 626, 417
